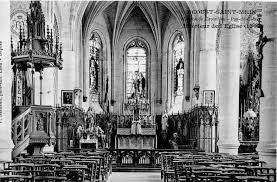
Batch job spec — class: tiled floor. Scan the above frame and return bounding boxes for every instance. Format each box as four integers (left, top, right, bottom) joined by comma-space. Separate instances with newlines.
107, 172, 162, 182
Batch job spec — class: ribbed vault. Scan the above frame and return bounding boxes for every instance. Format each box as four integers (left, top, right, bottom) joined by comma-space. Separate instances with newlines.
81, 1, 196, 48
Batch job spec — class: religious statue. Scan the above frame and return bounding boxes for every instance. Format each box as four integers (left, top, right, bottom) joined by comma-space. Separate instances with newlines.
169, 132, 180, 149
76, 124, 83, 139
192, 86, 200, 107
90, 57, 99, 90
256, 20, 268, 60
133, 71, 140, 93
93, 59, 99, 90
245, 117, 255, 140
36, 113, 44, 131
161, 111, 168, 132
175, 59, 184, 95
140, 73, 146, 97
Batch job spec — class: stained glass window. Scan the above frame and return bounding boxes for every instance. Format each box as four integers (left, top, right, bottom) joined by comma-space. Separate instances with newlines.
89, 33, 101, 93
173, 34, 185, 96
126, 40, 147, 100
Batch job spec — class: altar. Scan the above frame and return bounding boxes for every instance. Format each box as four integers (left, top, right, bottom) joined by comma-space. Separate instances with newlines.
116, 116, 156, 149
79, 137, 98, 149
116, 69, 156, 149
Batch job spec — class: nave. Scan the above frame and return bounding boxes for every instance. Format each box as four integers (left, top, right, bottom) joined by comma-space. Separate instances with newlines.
0, 0, 277, 181
0, 150, 276, 181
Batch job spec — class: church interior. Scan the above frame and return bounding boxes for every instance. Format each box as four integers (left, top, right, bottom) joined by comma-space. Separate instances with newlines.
0, 0, 276, 181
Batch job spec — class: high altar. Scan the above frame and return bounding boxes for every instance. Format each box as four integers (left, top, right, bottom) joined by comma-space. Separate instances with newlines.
116, 114, 156, 149
116, 72, 156, 149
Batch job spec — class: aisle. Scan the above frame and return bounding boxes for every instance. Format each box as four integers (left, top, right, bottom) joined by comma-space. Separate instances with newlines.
107, 172, 162, 182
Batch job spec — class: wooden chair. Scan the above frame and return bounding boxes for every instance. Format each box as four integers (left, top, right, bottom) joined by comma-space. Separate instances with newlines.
163, 155, 178, 182
50, 159, 73, 166
235, 175, 268, 182
193, 170, 223, 182
62, 165, 87, 182
33, 176, 67, 182
258, 173, 276, 182
75, 160, 97, 182
174, 163, 195, 182
5, 163, 34, 177
33, 164, 60, 177
85, 156, 106, 181
0, 175, 33, 182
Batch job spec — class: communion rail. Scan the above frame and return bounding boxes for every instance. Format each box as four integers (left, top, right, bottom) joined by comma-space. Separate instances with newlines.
107, 148, 199, 171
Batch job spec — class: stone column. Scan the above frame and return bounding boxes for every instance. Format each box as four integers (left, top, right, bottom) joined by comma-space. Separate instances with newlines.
256, 2, 277, 168
199, 2, 218, 102
199, 50, 216, 97
57, 3, 76, 106
217, 2, 241, 155
0, 1, 14, 162
198, 2, 219, 153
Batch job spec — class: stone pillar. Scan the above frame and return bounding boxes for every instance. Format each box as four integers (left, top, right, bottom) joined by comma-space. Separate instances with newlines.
57, 4, 75, 106
199, 2, 217, 102
256, 2, 277, 167
0, 1, 14, 162
198, 2, 218, 153
58, 34, 76, 106
217, 2, 241, 155
199, 50, 216, 97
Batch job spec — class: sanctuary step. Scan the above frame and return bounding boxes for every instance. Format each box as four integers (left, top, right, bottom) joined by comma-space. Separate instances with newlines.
107, 172, 162, 182
112, 166, 160, 172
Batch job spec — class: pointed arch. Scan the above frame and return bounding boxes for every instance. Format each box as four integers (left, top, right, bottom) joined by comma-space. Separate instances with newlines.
123, 37, 151, 109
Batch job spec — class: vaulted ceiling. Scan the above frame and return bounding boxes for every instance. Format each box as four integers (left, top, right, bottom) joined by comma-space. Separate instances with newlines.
81, 1, 193, 48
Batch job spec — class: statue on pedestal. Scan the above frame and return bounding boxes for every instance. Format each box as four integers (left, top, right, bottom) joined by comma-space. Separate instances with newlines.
175, 59, 184, 95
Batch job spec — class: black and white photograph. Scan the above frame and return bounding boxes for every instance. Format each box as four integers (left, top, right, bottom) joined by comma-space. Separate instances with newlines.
0, 0, 276, 181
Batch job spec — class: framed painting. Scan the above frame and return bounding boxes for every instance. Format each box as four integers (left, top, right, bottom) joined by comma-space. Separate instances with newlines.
61, 90, 74, 106
203, 90, 215, 106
